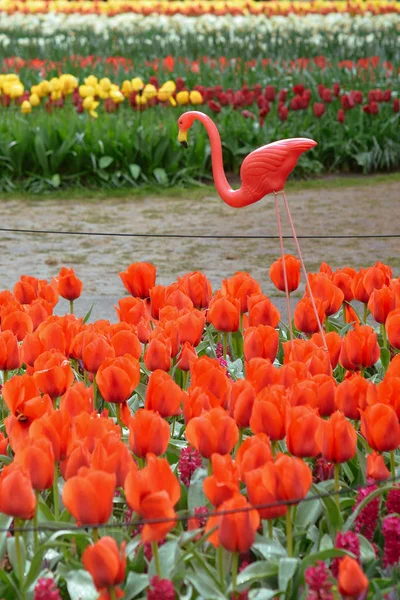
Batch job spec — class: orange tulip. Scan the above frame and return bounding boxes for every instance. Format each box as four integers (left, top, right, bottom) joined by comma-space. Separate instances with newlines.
0, 330, 21, 371
33, 350, 74, 399
206, 493, 260, 552
229, 379, 256, 428
145, 370, 184, 417
190, 356, 231, 409
368, 285, 395, 324
96, 354, 140, 405
163, 284, 193, 311
177, 341, 197, 371
294, 297, 326, 334
269, 254, 300, 293
61, 441, 91, 480
178, 271, 212, 308
124, 454, 180, 542
0, 432, 8, 455
2, 309, 33, 341
245, 357, 278, 392
307, 274, 344, 316
364, 264, 390, 297
60, 382, 94, 417
62, 467, 116, 525
235, 433, 272, 483
208, 294, 240, 332
119, 262, 156, 298
366, 451, 390, 481
361, 404, 400, 452
335, 374, 373, 419
29, 409, 72, 461
250, 386, 288, 441
311, 331, 342, 369
288, 379, 317, 408
338, 556, 369, 598
273, 453, 312, 503
90, 433, 134, 488
185, 407, 239, 458
339, 325, 380, 371
332, 268, 355, 302
129, 409, 170, 458
283, 339, 331, 377
83, 537, 126, 598
109, 326, 142, 359
183, 386, 212, 423
149, 284, 167, 319
176, 308, 205, 346
203, 453, 240, 507
14, 437, 54, 491
21, 332, 45, 367
374, 376, 400, 420
4, 416, 31, 452
246, 464, 287, 520
83, 334, 115, 374
57, 267, 83, 301
144, 336, 171, 372
248, 293, 280, 328
311, 374, 336, 417
0, 463, 37, 519
2, 374, 52, 421
352, 268, 370, 304
317, 411, 357, 463
222, 272, 262, 313
279, 361, 308, 388
115, 297, 149, 326
286, 406, 320, 458
243, 324, 279, 362
14, 276, 38, 304
386, 308, 400, 349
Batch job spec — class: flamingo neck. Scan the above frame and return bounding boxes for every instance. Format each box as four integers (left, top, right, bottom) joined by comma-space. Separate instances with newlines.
191, 112, 246, 208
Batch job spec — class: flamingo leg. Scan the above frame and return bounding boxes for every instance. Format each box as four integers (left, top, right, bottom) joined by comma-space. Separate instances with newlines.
281, 189, 328, 351
274, 192, 294, 347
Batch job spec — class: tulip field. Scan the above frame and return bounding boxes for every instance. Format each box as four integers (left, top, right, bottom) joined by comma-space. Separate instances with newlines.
0, 259, 400, 600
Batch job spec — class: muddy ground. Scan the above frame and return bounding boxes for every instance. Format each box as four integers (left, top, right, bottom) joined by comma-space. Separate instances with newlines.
0, 178, 399, 321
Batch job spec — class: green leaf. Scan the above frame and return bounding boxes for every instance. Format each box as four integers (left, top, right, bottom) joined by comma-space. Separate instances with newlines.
237, 561, 278, 587
99, 155, 114, 169
278, 557, 299, 592
296, 497, 322, 529
148, 540, 181, 579
188, 468, 207, 511
124, 572, 149, 600
313, 484, 343, 532
253, 535, 287, 560
358, 534, 377, 563
24, 545, 48, 590
249, 590, 277, 600
129, 164, 141, 180
83, 303, 94, 324
66, 569, 98, 600
0, 454, 12, 466
319, 534, 333, 551
185, 571, 226, 600
380, 347, 390, 373
153, 167, 169, 185
0, 515, 12, 560
7, 536, 26, 581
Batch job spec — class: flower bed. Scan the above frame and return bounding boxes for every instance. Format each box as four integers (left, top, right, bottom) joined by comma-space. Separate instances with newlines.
0, 258, 399, 599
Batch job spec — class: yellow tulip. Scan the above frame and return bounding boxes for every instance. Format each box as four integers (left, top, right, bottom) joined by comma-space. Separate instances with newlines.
79, 84, 96, 98
121, 80, 132, 97
30, 84, 41, 96
158, 80, 176, 102
51, 90, 62, 101
135, 94, 147, 106
131, 77, 144, 92
4, 73, 19, 82
38, 80, 51, 97
110, 89, 124, 104
82, 96, 99, 118
21, 100, 32, 114
143, 84, 157, 99
190, 90, 204, 105
29, 93, 40, 107
99, 77, 112, 91
50, 77, 62, 92
84, 75, 98, 87
97, 87, 110, 100
9, 83, 24, 98
59, 74, 78, 95
176, 90, 189, 105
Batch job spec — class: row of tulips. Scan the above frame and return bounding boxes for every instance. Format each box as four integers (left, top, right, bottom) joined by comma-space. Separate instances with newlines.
0, 257, 399, 598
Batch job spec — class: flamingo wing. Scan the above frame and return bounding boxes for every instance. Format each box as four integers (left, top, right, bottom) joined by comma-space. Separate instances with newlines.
240, 138, 317, 199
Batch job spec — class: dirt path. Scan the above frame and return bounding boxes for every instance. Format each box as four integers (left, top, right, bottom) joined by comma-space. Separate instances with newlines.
0, 179, 399, 320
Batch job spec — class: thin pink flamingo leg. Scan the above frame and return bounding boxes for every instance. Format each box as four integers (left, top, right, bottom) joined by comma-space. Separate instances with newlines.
274, 192, 294, 347
281, 189, 328, 351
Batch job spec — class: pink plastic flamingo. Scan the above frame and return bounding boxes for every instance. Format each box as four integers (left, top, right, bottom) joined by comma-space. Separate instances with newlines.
178, 110, 326, 347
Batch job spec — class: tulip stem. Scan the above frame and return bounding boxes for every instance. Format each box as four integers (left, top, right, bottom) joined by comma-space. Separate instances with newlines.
271, 440, 279, 458
182, 371, 189, 390
69, 300, 74, 314
268, 520, 273, 538
223, 333, 228, 361
151, 541, 161, 577
110, 589, 117, 600
286, 508, 293, 558
33, 492, 39, 552
381, 324, 388, 349
3, 369, 8, 384
231, 551, 239, 594
115, 403, 123, 427
53, 464, 59, 521
217, 546, 225, 589
360, 367, 365, 378
93, 377, 98, 411
234, 428, 243, 457
343, 303, 347, 325
334, 463, 340, 510
363, 304, 368, 324
92, 527, 99, 542
14, 520, 25, 597
390, 451, 396, 478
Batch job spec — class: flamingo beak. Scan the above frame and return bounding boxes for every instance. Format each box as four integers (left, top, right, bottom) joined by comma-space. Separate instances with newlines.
178, 129, 188, 148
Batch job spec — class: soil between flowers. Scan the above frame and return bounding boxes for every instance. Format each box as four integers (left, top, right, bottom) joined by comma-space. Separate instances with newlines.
0, 178, 398, 321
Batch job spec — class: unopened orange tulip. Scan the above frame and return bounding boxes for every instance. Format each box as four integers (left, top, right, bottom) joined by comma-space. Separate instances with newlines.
115, 297, 148, 326
83, 537, 126, 598
317, 411, 357, 463
366, 451, 390, 481
335, 374, 372, 419
62, 467, 116, 525
203, 454, 240, 507
0, 463, 37, 519
235, 433, 272, 482
246, 464, 287, 520
368, 285, 395, 324
222, 272, 262, 313
250, 386, 288, 441
352, 269, 370, 304
124, 454, 180, 542
273, 453, 312, 503
311, 331, 342, 369
0, 432, 8, 455
2, 309, 33, 341
386, 309, 400, 349
185, 407, 239, 458
338, 556, 369, 598
0, 330, 21, 371
307, 274, 344, 316
206, 493, 260, 552
229, 379, 256, 428
176, 308, 205, 346
90, 433, 135, 488
60, 382, 93, 416
14, 437, 54, 491
243, 324, 279, 362
286, 406, 320, 458
145, 370, 185, 417
269, 254, 300, 293
109, 326, 142, 359
208, 295, 240, 332
374, 376, 400, 420
96, 354, 140, 404
21, 332, 45, 367
82, 334, 115, 373
361, 404, 400, 452
57, 267, 83, 301
129, 409, 170, 458
248, 293, 280, 328
119, 262, 156, 298
364, 264, 390, 297
311, 374, 336, 417
339, 325, 380, 371
144, 336, 171, 371
33, 350, 74, 398
178, 271, 212, 308
294, 297, 326, 334
177, 341, 197, 371
245, 357, 278, 392
183, 386, 212, 423
29, 409, 72, 461
190, 356, 231, 409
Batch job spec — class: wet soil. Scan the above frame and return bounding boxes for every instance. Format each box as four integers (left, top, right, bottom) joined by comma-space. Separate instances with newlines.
0, 179, 399, 321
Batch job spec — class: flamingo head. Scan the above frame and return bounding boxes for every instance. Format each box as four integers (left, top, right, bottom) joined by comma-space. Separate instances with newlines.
177, 112, 196, 148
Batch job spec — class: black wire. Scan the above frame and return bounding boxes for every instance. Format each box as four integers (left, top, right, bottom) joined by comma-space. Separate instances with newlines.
0, 226, 399, 240
4, 473, 398, 534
